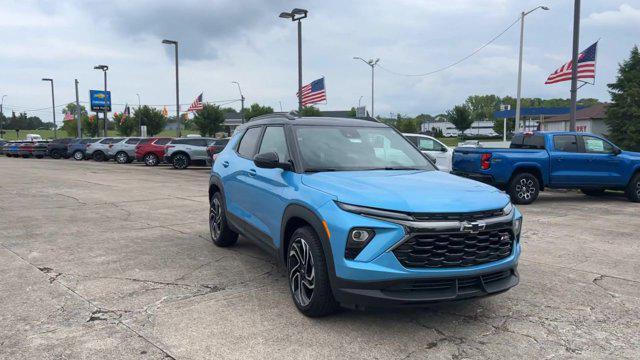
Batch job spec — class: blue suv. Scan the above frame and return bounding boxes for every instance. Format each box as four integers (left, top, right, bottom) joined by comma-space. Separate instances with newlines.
209, 114, 522, 316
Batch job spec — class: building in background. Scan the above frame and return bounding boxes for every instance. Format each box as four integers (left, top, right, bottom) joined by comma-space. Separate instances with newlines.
541, 103, 609, 137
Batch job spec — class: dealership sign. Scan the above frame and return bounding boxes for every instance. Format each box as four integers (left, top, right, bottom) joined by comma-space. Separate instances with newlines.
90, 90, 111, 112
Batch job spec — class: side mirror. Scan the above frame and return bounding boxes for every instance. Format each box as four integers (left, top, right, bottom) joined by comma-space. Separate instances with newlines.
253, 152, 292, 170
613, 147, 622, 155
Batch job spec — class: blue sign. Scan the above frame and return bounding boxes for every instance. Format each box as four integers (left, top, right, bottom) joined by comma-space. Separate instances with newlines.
89, 90, 111, 112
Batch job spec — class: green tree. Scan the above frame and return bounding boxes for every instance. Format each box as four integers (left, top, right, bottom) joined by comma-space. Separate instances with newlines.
493, 118, 515, 137
605, 46, 640, 151
466, 95, 500, 121
83, 115, 100, 137
134, 106, 166, 136
114, 112, 137, 136
220, 107, 238, 114
300, 106, 322, 116
395, 118, 420, 133
61, 103, 89, 137
447, 105, 473, 137
244, 103, 273, 120
191, 104, 225, 137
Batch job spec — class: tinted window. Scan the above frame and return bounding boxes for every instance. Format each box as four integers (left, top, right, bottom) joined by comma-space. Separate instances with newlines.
582, 135, 613, 153
155, 138, 171, 145
554, 135, 578, 152
405, 136, 418, 146
237, 127, 262, 158
111, 138, 125, 143
170, 139, 186, 145
216, 139, 229, 146
99, 138, 112, 144
126, 138, 140, 144
258, 127, 289, 161
511, 134, 545, 149
139, 138, 152, 144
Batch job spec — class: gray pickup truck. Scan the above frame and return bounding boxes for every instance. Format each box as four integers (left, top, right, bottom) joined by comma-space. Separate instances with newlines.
164, 137, 216, 169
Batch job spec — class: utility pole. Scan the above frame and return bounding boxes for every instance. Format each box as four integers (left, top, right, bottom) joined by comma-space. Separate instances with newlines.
75, 79, 82, 138
353, 57, 380, 118
162, 39, 180, 137
42, 78, 57, 139
0, 95, 6, 139
568, 0, 581, 131
232, 82, 245, 124
93, 65, 109, 137
279, 8, 308, 112
136, 93, 142, 136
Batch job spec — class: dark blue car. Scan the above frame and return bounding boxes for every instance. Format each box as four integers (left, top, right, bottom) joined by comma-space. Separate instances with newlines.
67, 138, 98, 161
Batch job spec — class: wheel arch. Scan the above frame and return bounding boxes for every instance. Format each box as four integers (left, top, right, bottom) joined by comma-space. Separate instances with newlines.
510, 165, 544, 190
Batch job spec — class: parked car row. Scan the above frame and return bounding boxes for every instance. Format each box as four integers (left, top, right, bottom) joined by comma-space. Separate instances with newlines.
1, 136, 230, 170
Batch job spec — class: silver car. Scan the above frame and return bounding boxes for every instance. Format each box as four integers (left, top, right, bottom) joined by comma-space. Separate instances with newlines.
86, 138, 125, 162
108, 137, 142, 164
163, 137, 216, 169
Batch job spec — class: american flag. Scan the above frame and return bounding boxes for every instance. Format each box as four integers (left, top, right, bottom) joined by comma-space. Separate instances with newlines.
120, 104, 130, 125
545, 42, 598, 85
63, 112, 74, 122
298, 78, 326, 106
187, 93, 204, 112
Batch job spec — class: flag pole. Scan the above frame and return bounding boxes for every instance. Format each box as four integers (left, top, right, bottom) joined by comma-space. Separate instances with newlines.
569, 0, 581, 132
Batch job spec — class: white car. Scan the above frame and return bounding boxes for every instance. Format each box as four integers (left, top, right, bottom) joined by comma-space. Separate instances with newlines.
402, 133, 453, 172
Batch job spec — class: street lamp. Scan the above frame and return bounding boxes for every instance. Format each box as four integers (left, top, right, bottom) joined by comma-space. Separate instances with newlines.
93, 65, 109, 137
231, 81, 245, 124
41, 78, 57, 139
358, 95, 363, 107
353, 57, 380, 118
279, 8, 308, 111
0, 95, 6, 139
162, 39, 180, 137
514, 5, 550, 132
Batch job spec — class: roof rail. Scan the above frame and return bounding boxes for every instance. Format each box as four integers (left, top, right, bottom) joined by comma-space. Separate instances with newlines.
248, 111, 299, 122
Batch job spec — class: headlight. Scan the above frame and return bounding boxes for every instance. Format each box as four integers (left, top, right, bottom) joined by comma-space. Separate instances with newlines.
502, 202, 514, 216
345, 228, 375, 260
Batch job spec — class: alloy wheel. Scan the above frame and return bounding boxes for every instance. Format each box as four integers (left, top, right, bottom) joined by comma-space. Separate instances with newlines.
73, 151, 84, 161
116, 152, 128, 164
174, 155, 187, 169
288, 238, 315, 307
209, 198, 222, 241
144, 154, 157, 166
515, 178, 535, 200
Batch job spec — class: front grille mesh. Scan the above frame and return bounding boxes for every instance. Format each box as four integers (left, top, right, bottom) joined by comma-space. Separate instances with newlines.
393, 229, 513, 268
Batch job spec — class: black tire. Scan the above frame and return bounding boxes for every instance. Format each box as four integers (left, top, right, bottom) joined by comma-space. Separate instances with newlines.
172, 153, 190, 170
508, 173, 540, 205
93, 151, 106, 162
115, 151, 129, 164
209, 192, 238, 247
143, 153, 159, 166
625, 173, 640, 203
581, 188, 606, 196
50, 149, 62, 159
287, 226, 339, 317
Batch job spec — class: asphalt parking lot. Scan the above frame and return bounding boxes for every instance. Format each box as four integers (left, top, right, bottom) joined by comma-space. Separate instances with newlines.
1, 157, 638, 359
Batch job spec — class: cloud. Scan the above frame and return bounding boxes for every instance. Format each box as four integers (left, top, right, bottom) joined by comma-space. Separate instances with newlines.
584, 4, 640, 27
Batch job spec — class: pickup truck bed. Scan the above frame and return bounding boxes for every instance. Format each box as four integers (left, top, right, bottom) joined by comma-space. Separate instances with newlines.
452, 132, 640, 204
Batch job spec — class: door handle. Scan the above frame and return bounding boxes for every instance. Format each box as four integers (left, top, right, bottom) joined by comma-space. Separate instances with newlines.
222, 161, 229, 168
248, 169, 257, 177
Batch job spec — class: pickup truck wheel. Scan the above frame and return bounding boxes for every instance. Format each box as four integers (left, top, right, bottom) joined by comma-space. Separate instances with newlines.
115, 151, 129, 164
581, 189, 606, 196
172, 153, 190, 169
626, 174, 640, 203
209, 193, 238, 247
287, 226, 339, 317
143, 153, 159, 166
73, 151, 84, 161
49, 149, 61, 159
509, 173, 539, 205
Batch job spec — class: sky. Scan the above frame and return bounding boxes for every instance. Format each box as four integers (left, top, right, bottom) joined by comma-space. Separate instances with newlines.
0, 0, 638, 123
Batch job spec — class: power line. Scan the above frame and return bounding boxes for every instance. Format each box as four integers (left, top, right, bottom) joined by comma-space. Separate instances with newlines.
377, 16, 521, 77
3, 99, 242, 113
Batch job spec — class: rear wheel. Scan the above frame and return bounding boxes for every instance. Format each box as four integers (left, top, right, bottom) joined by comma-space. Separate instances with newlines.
93, 151, 106, 162
209, 192, 238, 247
581, 189, 606, 196
115, 151, 129, 164
508, 173, 540, 205
143, 153, 159, 166
287, 226, 339, 317
50, 149, 62, 159
626, 173, 640, 203
172, 153, 190, 169
73, 150, 84, 161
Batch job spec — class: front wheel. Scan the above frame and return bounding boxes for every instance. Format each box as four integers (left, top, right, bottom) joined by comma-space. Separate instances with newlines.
143, 153, 159, 166
626, 173, 640, 203
287, 226, 339, 317
209, 193, 238, 247
115, 151, 129, 164
50, 149, 61, 159
508, 173, 540, 205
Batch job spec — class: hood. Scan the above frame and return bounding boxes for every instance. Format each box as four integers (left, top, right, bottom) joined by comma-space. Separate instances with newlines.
301, 170, 510, 213
622, 150, 640, 159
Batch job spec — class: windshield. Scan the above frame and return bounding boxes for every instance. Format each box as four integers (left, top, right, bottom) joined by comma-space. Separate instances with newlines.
293, 125, 435, 171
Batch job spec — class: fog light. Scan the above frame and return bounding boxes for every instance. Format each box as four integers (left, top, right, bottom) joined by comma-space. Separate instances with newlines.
345, 228, 375, 260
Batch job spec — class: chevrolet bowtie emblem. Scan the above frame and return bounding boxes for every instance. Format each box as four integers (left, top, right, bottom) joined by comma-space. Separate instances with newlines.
460, 221, 486, 234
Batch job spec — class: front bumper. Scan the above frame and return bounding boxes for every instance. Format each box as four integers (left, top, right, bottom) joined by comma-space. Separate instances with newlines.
334, 267, 518, 308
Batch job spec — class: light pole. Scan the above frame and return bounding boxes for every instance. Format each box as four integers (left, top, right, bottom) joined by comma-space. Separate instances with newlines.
162, 39, 180, 137
136, 93, 142, 136
568, 0, 580, 131
0, 95, 6, 138
514, 5, 549, 132
232, 81, 245, 124
358, 96, 363, 107
93, 65, 109, 137
353, 57, 380, 118
41, 78, 57, 139
279, 8, 308, 112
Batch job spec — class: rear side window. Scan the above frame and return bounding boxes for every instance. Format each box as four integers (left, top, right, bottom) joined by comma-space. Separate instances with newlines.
155, 138, 171, 145
125, 138, 140, 144
553, 135, 578, 152
511, 134, 545, 149
216, 139, 229, 146
99, 138, 112, 144
237, 127, 262, 158
138, 138, 152, 144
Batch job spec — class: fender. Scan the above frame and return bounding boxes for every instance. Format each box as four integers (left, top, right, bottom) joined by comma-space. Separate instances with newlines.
511, 162, 547, 187
280, 204, 338, 289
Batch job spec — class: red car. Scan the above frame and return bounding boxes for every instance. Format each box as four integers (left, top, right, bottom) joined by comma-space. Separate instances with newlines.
18, 142, 35, 158
206, 138, 230, 165
135, 137, 173, 166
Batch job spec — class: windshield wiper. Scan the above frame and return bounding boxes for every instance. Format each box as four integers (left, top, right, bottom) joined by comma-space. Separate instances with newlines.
362, 167, 425, 171
304, 168, 340, 173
